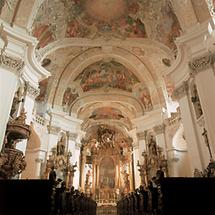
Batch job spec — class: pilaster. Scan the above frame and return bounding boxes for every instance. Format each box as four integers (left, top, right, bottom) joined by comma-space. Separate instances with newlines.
0, 54, 24, 149
173, 81, 203, 172
153, 124, 167, 157
189, 52, 215, 159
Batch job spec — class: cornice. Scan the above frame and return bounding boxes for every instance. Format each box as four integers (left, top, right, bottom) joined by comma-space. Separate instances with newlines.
47, 125, 61, 135
189, 52, 215, 75
0, 21, 50, 85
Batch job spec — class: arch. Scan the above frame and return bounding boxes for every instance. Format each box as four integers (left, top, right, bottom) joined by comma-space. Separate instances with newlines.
51, 47, 160, 109
70, 92, 144, 115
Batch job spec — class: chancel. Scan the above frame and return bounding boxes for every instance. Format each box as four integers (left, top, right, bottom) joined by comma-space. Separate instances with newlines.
1, 0, 215, 215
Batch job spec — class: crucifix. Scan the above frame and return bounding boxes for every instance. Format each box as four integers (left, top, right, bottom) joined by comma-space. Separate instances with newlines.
202, 128, 213, 161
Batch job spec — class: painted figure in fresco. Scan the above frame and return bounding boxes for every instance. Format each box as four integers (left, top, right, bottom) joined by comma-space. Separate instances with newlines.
66, 20, 81, 38
139, 88, 153, 110
36, 78, 49, 102
33, 24, 54, 49
62, 87, 78, 111
75, 60, 139, 92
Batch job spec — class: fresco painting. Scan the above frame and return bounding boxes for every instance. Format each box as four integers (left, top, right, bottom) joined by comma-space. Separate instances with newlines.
75, 60, 139, 92
62, 87, 79, 111
90, 107, 124, 120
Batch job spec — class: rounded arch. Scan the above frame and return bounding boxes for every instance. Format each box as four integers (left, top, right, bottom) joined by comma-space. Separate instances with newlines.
51, 47, 160, 109
70, 92, 144, 115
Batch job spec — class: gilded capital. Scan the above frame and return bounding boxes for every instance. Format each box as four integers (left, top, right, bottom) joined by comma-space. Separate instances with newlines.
153, 124, 165, 135
189, 53, 215, 75
0, 53, 24, 75
172, 81, 189, 100
47, 125, 61, 135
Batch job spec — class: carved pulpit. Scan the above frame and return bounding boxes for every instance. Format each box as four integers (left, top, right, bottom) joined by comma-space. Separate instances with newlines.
0, 108, 30, 179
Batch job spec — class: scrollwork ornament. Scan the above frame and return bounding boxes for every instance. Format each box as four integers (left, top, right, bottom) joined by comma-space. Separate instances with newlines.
0, 53, 24, 75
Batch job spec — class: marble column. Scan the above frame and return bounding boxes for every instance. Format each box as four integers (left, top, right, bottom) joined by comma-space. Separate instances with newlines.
173, 81, 203, 172
0, 54, 24, 150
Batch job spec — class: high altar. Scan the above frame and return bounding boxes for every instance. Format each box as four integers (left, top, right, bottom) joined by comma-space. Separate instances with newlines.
80, 125, 134, 205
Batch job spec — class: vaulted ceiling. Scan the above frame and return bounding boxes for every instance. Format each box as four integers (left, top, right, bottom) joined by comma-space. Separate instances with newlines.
0, 0, 211, 141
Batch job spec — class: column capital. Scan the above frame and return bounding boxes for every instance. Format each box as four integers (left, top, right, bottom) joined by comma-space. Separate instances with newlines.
189, 53, 215, 75
25, 82, 40, 98
153, 124, 165, 135
47, 125, 61, 135
0, 53, 24, 75
172, 81, 189, 100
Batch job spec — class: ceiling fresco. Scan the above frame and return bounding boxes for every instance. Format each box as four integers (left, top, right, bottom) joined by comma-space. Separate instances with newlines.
137, 87, 153, 111
32, 0, 181, 50
74, 60, 140, 92
89, 107, 124, 120
0, 0, 18, 23
35, 77, 49, 102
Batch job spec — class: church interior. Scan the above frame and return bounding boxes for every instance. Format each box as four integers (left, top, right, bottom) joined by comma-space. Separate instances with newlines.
1, 0, 215, 214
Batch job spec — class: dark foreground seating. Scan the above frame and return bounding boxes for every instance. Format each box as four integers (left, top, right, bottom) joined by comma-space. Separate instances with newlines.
117, 177, 215, 215
161, 177, 215, 215
0, 179, 52, 215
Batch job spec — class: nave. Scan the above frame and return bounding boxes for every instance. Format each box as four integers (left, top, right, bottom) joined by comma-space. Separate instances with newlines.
1, 0, 215, 215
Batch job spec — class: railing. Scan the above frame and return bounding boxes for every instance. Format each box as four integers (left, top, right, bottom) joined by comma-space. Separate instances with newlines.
34, 114, 45, 126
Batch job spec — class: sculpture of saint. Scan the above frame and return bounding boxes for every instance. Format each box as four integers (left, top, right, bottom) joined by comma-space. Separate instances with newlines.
57, 136, 66, 156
